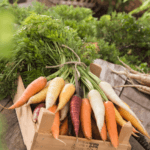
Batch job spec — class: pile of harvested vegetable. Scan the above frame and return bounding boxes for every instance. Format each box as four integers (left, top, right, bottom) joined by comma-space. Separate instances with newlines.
0, 1, 150, 148
1, 39, 150, 148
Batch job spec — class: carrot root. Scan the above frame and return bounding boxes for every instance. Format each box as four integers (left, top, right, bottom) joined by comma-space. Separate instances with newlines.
55, 138, 66, 146
132, 132, 139, 137
0, 104, 9, 109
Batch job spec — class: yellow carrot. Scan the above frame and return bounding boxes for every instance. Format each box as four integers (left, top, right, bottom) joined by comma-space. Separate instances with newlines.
26, 86, 48, 106
55, 83, 75, 113
114, 106, 138, 134
26, 81, 51, 106
46, 77, 65, 110
117, 105, 150, 139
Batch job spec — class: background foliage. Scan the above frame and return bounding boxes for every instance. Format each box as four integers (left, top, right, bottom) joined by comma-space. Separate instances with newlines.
0, 0, 150, 99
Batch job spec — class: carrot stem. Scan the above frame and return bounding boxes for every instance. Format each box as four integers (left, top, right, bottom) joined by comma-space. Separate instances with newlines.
46, 67, 64, 81
78, 67, 108, 101
87, 70, 101, 84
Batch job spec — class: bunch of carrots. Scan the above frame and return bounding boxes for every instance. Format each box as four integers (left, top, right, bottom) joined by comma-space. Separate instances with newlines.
1, 44, 150, 148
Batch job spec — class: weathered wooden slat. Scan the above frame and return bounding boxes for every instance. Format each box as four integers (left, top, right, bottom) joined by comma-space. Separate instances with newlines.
94, 59, 127, 96
33, 129, 132, 150
90, 63, 102, 78
119, 122, 133, 145
0, 100, 27, 150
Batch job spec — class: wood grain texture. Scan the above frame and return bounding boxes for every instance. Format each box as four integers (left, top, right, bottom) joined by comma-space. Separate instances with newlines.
36, 108, 55, 134
33, 132, 131, 150
119, 122, 133, 145
0, 100, 27, 150
94, 59, 127, 96
90, 63, 102, 78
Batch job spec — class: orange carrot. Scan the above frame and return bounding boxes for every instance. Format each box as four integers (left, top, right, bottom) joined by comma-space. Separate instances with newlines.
48, 105, 66, 145
9, 76, 47, 109
104, 101, 119, 148
100, 121, 107, 141
60, 117, 68, 135
80, 98, 92, 139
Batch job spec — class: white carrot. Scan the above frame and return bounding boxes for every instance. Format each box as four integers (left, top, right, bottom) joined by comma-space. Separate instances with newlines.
60, 101, 70, 121
99, 81, 147, 132
115, 84, 150, 95
108, 66, 150, 87
88, 89, 105, 133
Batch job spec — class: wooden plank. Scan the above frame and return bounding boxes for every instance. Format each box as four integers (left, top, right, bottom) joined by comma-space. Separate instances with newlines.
90, 63, 102, 78
0, 100, 27, 150
119, 122, 133, 145
33, 133, 131, 150
13, 76, 36, 150
31, 118, 132, 150
36, 108, 55, 133
93, 59, 127, 96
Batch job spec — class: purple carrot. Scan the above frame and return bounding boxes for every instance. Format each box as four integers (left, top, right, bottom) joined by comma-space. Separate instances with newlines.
70, 95, 82, 137
32, 103, 45, 123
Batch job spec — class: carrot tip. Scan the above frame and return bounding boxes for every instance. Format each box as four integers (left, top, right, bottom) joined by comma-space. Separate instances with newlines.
56, 138, 66, 146
132, 132, 139, 137
32, 120, 36, 123
0, 104, 9, 109
54, 110, 58, 114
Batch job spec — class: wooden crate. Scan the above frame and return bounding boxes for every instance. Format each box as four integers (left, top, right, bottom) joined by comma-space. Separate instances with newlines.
38, 0, 96, 8
13, 63, 133, 150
